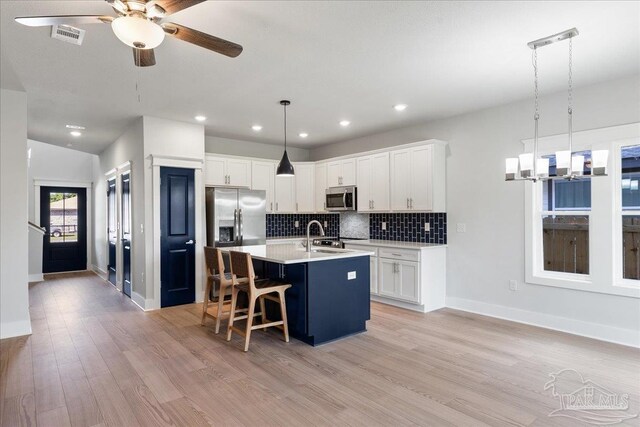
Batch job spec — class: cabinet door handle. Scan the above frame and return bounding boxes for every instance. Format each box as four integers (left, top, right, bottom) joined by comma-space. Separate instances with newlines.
270, 202, 273, 211
410, 198, 413, 209
372, 200, 374, 209
406, 198, 410, 208
296, 202, 299, 212
276, 202, 279, 211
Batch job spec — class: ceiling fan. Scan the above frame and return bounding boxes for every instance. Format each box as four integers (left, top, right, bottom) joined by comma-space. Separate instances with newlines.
15, 0, 243, 67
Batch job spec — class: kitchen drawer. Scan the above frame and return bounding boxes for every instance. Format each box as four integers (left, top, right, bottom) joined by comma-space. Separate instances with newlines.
378, 247, 420, 262
344, 244, 378, 257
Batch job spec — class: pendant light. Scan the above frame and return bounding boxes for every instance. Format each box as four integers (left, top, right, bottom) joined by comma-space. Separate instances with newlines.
505, 28, 608, 182
277, 100, 295, 176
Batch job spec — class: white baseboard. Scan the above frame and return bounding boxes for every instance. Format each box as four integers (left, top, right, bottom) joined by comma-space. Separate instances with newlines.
91, 265, 108, 280
445, 296, 640, 349
131, 291, 154, 311
0, 319, 32, 340
28, 273, 44, 283
371, 295, 427, 312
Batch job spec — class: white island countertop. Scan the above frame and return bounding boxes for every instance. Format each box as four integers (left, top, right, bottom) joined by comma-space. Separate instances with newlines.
219, 244, 374, 264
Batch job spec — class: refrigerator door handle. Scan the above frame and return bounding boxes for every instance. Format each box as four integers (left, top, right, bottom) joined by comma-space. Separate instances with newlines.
233, 209, 239, 241
238, 209, 243, 245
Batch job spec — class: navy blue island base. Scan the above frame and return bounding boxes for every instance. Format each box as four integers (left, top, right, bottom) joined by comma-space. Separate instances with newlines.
253, 256, 371, 346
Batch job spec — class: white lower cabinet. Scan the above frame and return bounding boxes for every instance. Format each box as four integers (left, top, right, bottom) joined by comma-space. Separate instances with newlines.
344, 242, 446, 313
369, 256, 378, 294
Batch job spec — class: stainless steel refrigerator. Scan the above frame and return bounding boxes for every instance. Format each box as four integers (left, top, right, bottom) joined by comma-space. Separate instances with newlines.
205, 188, 266, 247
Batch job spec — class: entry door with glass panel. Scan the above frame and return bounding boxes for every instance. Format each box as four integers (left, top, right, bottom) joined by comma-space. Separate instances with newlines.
41, 187, 87, 273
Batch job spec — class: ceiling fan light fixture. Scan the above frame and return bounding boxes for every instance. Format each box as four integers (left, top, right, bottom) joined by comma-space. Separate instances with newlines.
111, 15, 165, 49
145, 2, 167, 19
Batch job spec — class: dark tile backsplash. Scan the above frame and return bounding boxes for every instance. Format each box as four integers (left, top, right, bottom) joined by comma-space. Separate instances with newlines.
267, 214, 340, 238
369, 213, 447, 244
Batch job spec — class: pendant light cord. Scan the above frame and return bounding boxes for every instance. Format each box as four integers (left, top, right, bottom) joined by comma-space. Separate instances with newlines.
283, 103, 287, 151
567, 37, 573, 155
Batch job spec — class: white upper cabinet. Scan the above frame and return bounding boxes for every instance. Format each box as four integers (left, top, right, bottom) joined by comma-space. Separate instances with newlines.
293, 163, 315, 213
390, 144, 445, 212
205, 155, 251, 187
315, 163, 327, 212
251, 161, 276, 213
204, 156, 227, 186
327, 159, 356, 187
357, 152, 389, 212
274, 175, 295, 213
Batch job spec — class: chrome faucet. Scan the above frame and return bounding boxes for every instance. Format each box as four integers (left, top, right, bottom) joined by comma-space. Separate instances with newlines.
306, 220, 325, 252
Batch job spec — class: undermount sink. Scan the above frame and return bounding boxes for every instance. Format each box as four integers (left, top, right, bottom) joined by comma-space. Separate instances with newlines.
296, 247, 344, 254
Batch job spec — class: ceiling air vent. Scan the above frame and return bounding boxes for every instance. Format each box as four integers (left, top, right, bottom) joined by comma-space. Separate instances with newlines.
51, 24, 86, 46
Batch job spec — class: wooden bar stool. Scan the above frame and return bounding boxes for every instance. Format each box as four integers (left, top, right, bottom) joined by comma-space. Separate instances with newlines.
202, 247, 250, 334
226, 251, 291, 352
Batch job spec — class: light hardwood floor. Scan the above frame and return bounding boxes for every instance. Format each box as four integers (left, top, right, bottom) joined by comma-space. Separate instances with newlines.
1, 271, 638, 426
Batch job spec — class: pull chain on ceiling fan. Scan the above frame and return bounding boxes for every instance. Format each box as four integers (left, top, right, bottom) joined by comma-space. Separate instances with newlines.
15, 0, 243, 67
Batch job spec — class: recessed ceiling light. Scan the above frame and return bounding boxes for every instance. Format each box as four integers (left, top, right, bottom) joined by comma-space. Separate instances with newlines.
194, 115, 207, 122
394, 104, 407, 111
65, 124, 85, 130
70, 131, 82, 137
299, 132, 308, 138
339, 120, 351, 127
252, 125, 263, 132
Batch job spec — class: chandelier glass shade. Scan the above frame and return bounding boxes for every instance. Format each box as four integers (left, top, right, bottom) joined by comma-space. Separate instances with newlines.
505, 28, 608, 182
111, 15, 165, 49
277, 100, 295, 177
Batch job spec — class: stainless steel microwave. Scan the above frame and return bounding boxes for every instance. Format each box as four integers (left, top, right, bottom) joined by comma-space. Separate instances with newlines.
326, 186, 357, 211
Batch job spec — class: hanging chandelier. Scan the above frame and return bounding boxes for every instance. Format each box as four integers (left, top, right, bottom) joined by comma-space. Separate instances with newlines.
505, 28, 609, 182
276, 100, 295, 177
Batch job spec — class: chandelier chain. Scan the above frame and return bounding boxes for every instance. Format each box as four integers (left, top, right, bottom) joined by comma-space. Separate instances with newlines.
568, 37, 573, 113
533, 47, 539, 120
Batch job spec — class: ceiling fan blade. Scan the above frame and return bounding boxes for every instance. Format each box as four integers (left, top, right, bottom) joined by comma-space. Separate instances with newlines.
161, 23, 242, 58
15, 15, 113, 27
133, 48, 156, 67
153, 0, 206, 16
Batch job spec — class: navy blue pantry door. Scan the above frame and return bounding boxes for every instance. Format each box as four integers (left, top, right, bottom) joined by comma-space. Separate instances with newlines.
160, 167, 196, 307
41, 186, 87, 273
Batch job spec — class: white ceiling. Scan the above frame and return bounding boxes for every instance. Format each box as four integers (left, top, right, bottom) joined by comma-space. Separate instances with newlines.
1, 1, 638, 154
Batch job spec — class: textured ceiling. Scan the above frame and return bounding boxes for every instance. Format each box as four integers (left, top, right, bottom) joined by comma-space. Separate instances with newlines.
1, 1, 638, 154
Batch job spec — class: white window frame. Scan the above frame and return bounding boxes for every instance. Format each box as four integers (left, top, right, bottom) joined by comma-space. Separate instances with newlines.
614, 138, 640, 290
524, 122, 640, 298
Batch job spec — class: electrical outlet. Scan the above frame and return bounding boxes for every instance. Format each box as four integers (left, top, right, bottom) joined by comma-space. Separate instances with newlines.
509, 280, 518, 291
381, 222, 387, 231
424, 222, 430, 232
347, 271, 356, 280
456, 223, 466, 233
324, 221, 328, 228
294, 220, 299, 228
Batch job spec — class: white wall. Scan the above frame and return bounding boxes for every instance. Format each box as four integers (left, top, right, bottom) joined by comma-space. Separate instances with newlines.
312, 75, 640, 346
27, 140, 96, 280
206, 135, 310, 161
0, 88, 31, 339
95, 118, 144, 297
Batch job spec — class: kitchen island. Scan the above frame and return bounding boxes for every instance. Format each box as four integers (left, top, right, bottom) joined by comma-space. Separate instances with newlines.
220, 244, 374, 346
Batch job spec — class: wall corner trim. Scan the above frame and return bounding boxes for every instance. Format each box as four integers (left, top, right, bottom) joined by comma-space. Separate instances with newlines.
131, 291, 154, 312
445, 296, 640, 348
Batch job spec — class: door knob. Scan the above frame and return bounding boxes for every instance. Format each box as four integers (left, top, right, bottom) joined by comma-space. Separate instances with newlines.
185, 240, 194, 245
